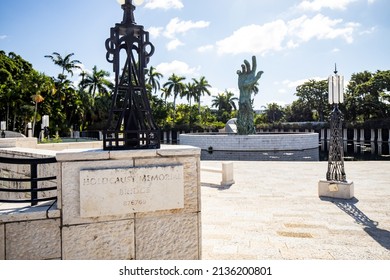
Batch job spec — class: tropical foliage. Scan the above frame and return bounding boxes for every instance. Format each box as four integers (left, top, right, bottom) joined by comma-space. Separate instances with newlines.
1, 50, 390, 138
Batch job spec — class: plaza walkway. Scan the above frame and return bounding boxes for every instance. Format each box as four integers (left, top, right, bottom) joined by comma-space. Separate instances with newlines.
200, 160, 390, 260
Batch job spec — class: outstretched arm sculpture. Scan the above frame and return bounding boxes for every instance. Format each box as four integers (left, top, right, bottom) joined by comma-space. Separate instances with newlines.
236, 56, 264, 135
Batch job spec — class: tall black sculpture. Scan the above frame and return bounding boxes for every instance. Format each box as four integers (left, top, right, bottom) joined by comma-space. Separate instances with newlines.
318, 65, 353, 200
103, 0, 160, 150
326, 65, 346, 182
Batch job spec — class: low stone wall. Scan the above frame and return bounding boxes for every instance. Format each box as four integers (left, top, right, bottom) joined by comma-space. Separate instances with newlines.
180, 133, 319, 161
0, 145, 201, 260
0, 137, 103, 151
0, 138, 37, 149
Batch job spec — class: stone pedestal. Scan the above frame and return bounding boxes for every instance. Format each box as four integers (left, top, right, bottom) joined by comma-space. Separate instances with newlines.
1, 145, 201, 260
318, 180, 354, 199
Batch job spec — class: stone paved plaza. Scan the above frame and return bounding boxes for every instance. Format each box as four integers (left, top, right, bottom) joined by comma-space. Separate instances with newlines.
200, 161, 390, 260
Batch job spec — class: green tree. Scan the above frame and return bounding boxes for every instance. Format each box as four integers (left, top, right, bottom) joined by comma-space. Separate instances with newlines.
79, 65, 112, 97
145, 66, 163, 94
211, 90, 238, 112
163, 74, 186, 119
0, 51, 36, 131
263, 103, 285, 123
344, 70, 390, 122
295, 79, 330, 122
211, 90, 238, 123
160, 87, 171, 104
192, 76, 211, 113
44, 52, 81, 81
184, 82, 197, 106
284, 100, 315, 122
29, 71, 55, 135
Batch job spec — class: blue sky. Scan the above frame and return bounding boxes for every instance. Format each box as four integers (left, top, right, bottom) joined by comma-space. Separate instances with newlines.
1, 0, 389, 109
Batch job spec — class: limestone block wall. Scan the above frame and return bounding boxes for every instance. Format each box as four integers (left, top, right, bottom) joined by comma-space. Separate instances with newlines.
0, 145, 201, 260
0, 205, 61, 260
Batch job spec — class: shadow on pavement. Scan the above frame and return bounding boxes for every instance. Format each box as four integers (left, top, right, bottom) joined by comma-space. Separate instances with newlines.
201, 182, 233, 191
320, 197, 390, 250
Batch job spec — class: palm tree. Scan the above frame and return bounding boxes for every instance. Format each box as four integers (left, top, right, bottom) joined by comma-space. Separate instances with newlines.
160, 87, 171, 104
163, 73, 186, 112
192, 76, 211, 113
184, 82, 197, 106
44, 52, 81, 81
145, 66, 163, 94
211, 90, 238, 112
79, 65, 112, 97
211, 90, 238, 123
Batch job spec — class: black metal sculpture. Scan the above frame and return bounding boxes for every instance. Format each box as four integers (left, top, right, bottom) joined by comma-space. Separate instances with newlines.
103, 0, 160, 150
326, 65, 347, 182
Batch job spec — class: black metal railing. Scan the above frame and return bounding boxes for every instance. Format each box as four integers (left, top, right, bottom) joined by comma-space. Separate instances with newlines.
0, 156, 57, 206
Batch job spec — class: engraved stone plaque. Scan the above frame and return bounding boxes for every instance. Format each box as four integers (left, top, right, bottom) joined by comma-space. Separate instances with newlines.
79, 165, 184, 217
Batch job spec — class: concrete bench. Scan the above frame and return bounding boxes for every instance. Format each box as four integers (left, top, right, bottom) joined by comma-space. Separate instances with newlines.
202, 162, 235, 185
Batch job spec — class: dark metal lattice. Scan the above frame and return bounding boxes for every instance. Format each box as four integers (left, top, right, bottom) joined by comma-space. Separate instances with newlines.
103, 0, 160, 150
326, 106, 347, 182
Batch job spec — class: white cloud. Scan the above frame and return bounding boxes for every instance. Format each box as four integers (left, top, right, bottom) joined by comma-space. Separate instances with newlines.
166, 39, 184, 50
197, 45, 214, 53
156, 60, 198, 77
216, 14, 359, 55
148, 26, 163, 38
282, 77, 326, 89
367, 0, 376, 4
359, 26, 376, 35
288, 14, 359, 44
332, 48, 341, 52
216, 21, 288, 55
0, 35, 7, 40
164, 17, 210, 39
298, 0, 357, 11
144, 0, 183, 10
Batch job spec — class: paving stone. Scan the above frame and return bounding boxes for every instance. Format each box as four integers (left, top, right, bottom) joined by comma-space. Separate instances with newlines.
201, 161, 390, 260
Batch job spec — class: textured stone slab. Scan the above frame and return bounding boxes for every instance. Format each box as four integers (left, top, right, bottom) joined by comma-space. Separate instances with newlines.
135, 156, 200, 216
0, 224, 4, 260
56, 148, 109, 162
136, 213, 200, 260
80, 165, 184, 217
318, 180, 354, 199
62, 220, 134, 260
5, 219, 61, 259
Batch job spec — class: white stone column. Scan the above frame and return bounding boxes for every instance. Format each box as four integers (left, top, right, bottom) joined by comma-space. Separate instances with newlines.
378, 128, 383, 142
378, 142, 383, 155
343, 129, 348, 152
353, 129, 358, 142
27, 122, 33, 137
360, 128, 365, 142
177, 131, 181, 143
163, 131, 167, 143
326, 129, 331, 150
320, 129, 325, 140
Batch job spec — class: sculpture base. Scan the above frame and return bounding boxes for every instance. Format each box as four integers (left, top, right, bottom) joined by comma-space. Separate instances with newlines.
318, 180, 354, 199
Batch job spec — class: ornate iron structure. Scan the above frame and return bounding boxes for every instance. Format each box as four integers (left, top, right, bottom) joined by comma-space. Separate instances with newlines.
103, 0, 160, 150
326, 65, 347, 182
